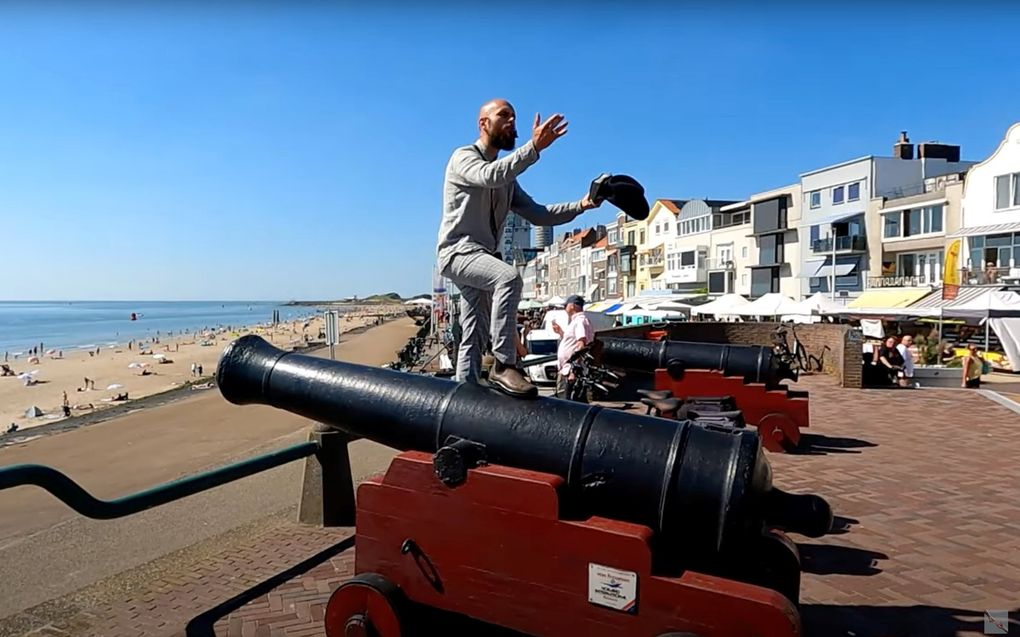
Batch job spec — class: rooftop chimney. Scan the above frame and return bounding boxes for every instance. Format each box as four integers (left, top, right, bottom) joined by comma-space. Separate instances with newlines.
893, 131, 914, 160
918, 141, 961, 163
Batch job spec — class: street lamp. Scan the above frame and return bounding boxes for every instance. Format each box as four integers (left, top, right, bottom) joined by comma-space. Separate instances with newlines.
828, 224, 837, 302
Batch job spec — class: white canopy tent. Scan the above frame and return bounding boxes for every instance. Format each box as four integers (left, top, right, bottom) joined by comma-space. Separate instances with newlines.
690, 294, 752, 320
645, 299, 694, 312
621, 309, 686, 321
780, 292, 850, 323
735, 293, 801, 317
796, 292, 845, 314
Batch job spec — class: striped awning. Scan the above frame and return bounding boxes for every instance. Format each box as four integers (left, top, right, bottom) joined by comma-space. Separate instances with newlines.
946, 222, 1020, 238
910, 285, 1004, 308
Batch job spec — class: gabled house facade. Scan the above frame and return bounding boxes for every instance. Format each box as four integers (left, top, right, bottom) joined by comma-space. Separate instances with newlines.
952, 121, 1020, 285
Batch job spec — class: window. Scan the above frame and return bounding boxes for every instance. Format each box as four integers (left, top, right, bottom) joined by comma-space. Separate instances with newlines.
663, 221, 669, 232
810, 191, 821, 208
750, 268, 779, 298
752, 197, 788, 234
883, 213, 900, 238
639, 230, 645, 244
758, 234, 784, 265
679, 216, 710, 236
925, 205, 943, 233
995, 173, 1020, 210
708, 271, 727, 294
655, 224, 660, 234
848, 182, 860, 201
741, 246, 748, 258
906, 208, 922, 236
680, 251, 695, 266
810, 225, 820, 244
884, 204, 943, 239
833, 186, 845, 205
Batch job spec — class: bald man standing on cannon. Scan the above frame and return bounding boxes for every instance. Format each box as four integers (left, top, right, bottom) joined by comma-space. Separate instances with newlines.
436, 99, 600, 398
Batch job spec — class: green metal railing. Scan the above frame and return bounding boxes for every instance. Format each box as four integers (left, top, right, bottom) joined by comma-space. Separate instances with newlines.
0, 441, 319, 519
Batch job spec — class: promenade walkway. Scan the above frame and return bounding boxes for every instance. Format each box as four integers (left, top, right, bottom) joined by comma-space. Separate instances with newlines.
2, 376, 1018, 636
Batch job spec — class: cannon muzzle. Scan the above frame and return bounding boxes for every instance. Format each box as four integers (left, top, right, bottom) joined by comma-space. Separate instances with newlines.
218, 335, 831, 570
598, 337, 798, 385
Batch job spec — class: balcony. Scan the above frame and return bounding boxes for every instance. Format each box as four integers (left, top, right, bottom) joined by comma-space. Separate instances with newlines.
664, 264, 706, 285
704, 258, 735, 271
639, 256, 664, 271
638, 247, 665, 272
958, 266, 1020, 286
867, 275, 939, 288
811, 235, 867, 253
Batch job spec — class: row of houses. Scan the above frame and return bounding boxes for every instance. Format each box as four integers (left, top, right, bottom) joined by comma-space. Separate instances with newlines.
518, 123, 1020, 306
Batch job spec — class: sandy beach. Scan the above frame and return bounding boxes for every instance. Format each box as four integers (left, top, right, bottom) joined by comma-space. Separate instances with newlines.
0, 315, 421, 620
0, 304, 408, 433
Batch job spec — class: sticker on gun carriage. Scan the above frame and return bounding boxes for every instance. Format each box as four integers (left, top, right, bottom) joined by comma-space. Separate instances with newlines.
588, 563, 638, 613
984, 610, 1009, 635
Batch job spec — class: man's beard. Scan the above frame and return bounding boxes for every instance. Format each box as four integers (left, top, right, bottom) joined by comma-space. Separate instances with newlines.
490, 129, 517, 151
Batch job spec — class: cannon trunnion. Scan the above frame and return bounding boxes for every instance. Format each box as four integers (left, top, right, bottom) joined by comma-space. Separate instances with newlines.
217, 335, 832, 637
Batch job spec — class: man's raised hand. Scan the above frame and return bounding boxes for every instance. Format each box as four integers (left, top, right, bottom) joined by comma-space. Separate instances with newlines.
532, 113, 568, 152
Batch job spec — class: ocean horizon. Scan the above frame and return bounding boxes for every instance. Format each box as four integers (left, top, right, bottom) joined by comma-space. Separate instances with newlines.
0, 300, 325, 355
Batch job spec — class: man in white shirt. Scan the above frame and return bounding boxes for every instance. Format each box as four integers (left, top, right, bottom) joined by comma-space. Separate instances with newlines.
896, 334, 915, 386
552, 295, 594, 399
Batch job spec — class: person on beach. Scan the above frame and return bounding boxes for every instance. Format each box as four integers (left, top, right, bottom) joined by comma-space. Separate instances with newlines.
436, 98, 600, 398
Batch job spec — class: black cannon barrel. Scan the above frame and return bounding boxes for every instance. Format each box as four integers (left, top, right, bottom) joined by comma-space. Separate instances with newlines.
217, 336, 829, 565
599, 337, 797, 385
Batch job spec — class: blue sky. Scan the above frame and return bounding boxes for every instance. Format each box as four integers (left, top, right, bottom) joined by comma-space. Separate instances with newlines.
1, 2, 1018, 301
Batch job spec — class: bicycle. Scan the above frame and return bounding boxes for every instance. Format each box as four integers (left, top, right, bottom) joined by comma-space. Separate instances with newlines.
807, 345, 831, 373
563, 345, 625, 403
771, 325, 810, 373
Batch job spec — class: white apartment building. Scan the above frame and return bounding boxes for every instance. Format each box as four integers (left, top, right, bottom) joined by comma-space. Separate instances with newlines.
707, 201, 753, 296
747, 184, 802, 299
798, 133, 974, 301
951, 121, 1020, 283
661, 199, 744, 294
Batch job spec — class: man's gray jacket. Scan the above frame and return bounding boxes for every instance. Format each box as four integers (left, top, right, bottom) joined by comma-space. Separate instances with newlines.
436, 138, 586, 274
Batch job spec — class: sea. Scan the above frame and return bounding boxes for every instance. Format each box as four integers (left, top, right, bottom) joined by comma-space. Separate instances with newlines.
0, 301, 324, 356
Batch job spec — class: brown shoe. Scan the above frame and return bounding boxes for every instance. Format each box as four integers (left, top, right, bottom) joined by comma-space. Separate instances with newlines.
488, 361, 538, 398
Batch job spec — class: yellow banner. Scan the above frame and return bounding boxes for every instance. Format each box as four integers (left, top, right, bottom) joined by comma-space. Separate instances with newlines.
942, 239, 961, 300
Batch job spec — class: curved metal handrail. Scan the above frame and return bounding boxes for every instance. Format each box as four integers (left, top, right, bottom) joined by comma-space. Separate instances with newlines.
0, 441, 318, 520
